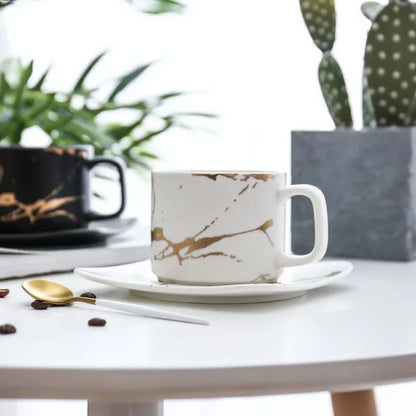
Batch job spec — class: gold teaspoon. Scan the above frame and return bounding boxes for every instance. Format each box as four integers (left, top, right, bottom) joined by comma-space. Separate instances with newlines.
22, 279, 208, 325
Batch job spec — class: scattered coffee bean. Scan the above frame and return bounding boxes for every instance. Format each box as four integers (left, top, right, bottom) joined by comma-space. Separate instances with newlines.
0, 324, 16, 334
88, 318, 106, 327
31, 300, 49, 310
0, 289, 9, 298
81, 292, 96, 299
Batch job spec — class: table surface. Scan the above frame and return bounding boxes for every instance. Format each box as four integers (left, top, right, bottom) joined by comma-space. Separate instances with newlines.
1, 258, 416, 401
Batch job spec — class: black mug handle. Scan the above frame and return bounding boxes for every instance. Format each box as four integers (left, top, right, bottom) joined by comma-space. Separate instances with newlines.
85, 157, 126, 221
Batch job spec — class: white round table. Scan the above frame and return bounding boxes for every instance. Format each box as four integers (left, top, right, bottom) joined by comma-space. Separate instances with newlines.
1, 258, 415, 415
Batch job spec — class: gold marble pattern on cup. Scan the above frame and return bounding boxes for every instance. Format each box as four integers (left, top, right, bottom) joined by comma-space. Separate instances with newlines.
0, 157, 83, 225
152, 174, 276, 267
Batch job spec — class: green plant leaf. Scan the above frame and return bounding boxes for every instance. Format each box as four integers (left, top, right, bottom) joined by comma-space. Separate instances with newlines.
108, 63, 152, 102
0, 109, 13, 132
173, 122, 216, 135
125, 156, 151, 169
7, 119, 25, 144
25, 93, 55, 119
0, 73, 9, 102
157, 0, 183, 6
33, 66, 50, 91
159, 91, 185, 100
12, 60, 33, 111
73, 50, 106, 93
86, 99, 148, 116
138, 150, 158, 159
64, 117, 115, 149
38, 107, 74, 132
105, 107, 149, 139
129, 0, 185, 14
170, 111, 218, 118
128, 121, 173, 148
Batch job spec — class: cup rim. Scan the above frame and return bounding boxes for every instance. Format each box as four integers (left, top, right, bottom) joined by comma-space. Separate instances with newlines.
0, 144, 93, 151
152, 169, 286, 175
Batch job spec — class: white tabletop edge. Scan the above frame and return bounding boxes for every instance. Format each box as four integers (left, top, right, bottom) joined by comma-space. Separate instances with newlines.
1, 353, 416, 400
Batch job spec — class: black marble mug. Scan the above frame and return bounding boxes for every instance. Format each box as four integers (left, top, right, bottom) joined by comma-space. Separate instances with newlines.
0, 146, 126, 233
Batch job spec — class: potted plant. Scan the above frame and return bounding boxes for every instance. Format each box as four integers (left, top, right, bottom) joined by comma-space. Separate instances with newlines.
0, 0, 212, 171
0, 55, 214, 170
292, 0, 416, 260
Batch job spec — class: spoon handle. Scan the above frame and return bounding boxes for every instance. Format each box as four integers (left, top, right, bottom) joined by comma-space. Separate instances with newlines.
94, 299, 209, 326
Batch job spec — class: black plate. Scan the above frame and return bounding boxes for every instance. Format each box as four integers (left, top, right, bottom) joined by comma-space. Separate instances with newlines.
0, 217, 137, 247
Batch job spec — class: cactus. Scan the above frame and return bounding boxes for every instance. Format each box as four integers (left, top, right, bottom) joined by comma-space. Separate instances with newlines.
299, 0, 336, 52
319, 53, 353, 126
300, 0, 416, 128
364, 1, 416, 126
300, 0, 353, 127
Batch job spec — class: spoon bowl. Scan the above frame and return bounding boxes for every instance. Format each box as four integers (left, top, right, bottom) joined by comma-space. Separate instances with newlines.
22, 279, 93, 305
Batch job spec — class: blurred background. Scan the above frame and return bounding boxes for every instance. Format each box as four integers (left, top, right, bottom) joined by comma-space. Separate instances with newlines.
1, 0, 415, 414
0, 0, 370, 172
0, 0, 371, 222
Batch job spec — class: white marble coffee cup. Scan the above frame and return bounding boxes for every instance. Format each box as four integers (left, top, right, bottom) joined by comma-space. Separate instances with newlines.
151, 171, 328, 285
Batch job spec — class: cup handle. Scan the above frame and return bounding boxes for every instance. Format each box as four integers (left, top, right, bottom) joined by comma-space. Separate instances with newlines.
277, 184, 328, 267
85, 156, 126, 221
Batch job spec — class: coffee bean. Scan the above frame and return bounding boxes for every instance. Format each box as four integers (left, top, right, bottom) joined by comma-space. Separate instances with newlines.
0, 324, 16, 334
0, 289, 9, 298
88, 318, 106, 327
31, 300, 49, 310
81, 292, 96, 299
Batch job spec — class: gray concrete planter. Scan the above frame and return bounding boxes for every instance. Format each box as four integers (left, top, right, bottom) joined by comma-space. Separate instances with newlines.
291, 128, 416, 261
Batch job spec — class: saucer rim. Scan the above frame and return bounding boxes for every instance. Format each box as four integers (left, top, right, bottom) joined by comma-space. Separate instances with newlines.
0, 217, 137, 241
75, 260, 353, 297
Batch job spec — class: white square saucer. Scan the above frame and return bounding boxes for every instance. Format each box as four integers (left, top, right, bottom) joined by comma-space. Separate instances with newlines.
74, 260, 353, 304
